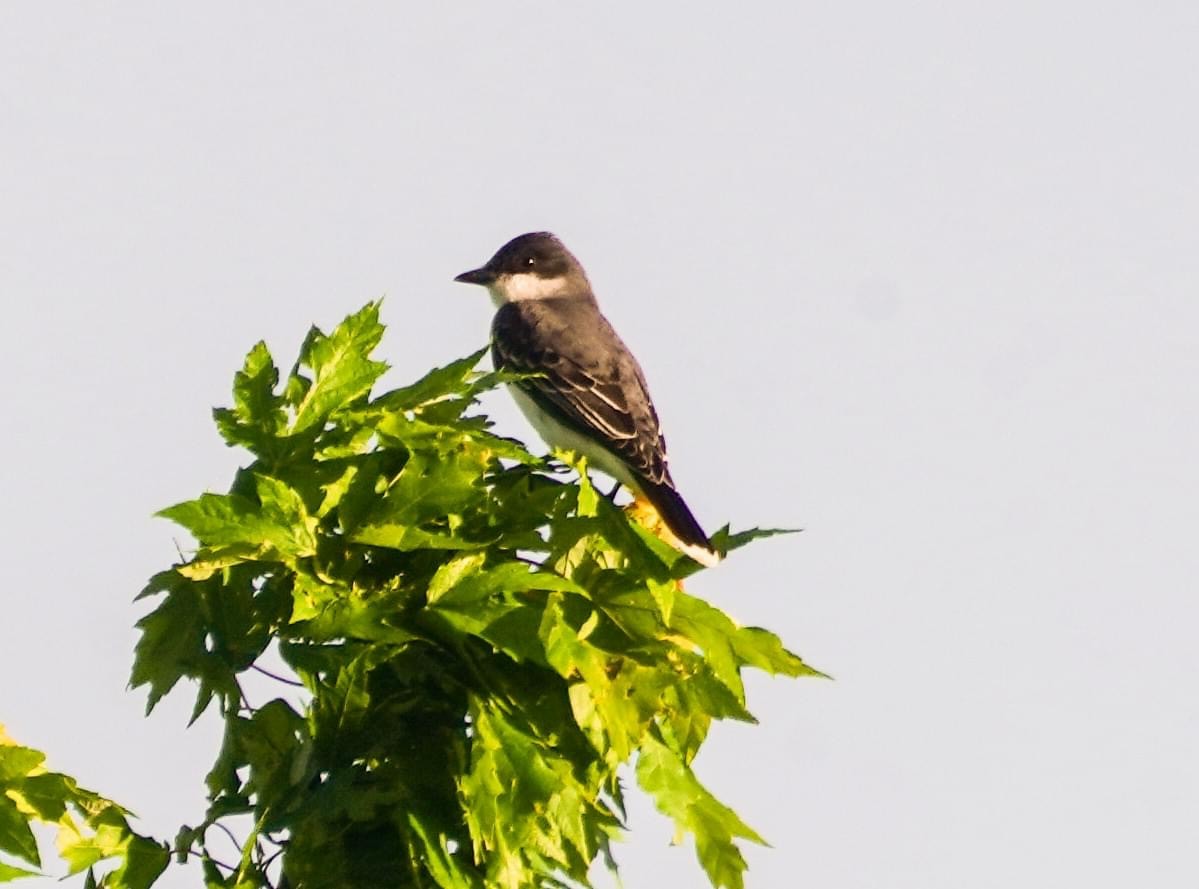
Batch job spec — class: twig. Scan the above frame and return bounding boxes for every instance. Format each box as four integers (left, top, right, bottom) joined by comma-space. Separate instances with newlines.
263, 848, 285, 869
186, 848, 235, 874
252, 663, 305, 687
261, 846, 285, 885
207, 821, 242, 855
233, 676, 254, 713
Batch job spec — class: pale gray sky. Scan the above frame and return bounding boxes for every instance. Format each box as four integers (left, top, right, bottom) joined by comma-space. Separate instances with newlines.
2, 3, 1197, 887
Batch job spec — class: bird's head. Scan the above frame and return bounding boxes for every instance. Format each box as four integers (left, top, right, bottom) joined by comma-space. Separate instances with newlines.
454, 232, 589, 305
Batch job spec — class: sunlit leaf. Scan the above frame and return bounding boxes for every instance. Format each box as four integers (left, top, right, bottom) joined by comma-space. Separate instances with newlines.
0, 861, 39, 882
213, 340, 284, 454
637, 732, 764, 889
289, 301, 389, 434
0, 746, 44, 784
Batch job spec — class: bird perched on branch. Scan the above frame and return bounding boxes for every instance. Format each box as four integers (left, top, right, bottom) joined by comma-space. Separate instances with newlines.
454, 231, 720, 567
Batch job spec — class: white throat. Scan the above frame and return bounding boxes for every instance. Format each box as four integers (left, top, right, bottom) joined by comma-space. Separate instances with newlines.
487, 272, 571, 307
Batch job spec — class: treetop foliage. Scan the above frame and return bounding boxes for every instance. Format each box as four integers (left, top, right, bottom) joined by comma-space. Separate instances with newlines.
4, 302, 820, 889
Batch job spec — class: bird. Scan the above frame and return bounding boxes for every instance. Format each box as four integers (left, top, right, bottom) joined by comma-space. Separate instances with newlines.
454, 231, 720, 568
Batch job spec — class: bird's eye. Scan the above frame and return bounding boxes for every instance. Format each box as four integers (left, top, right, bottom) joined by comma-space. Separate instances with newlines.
525, 256, 536, 266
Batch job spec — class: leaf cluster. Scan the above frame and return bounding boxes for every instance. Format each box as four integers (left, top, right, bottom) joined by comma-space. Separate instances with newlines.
0, 726, 168, 887
130, 302, 819, 889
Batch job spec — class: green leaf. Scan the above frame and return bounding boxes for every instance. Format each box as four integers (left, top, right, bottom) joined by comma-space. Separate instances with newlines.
349, 523, 480, 553
673, 589, 824, 681
213, 340, 284, 453
158, 475, 316, 561
288, 301, 389, 434
647, 578, 676, 626
234, 341, 281, 423
237, 700, 309, 814
730, 626, 827, 679
104, 835, 170, 889
288, 574, 421, 646
542, 596, 671, 763
426, 561, 584, 664
373, 348, 487, 412
13, 773, 74, 822
0, 860, 39, 882
426, 553, 488, 605
348, 448, 494, 552
636, 732, 764, 889
431, 560, 584, 607
713, 525, 799, 551
0, 746, 44, 783
403, 812, 481, 889
158, 493, 258, 543
376, 448, 486, 523
375, 413, 537, 465
461, 702, 600, 885
129, 578, 207, 713
0, 795, 39, 866
55, 818, 127, 874
174, 542, 263, 581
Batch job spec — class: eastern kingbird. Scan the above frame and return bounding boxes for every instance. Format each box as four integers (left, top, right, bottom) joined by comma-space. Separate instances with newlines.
454, 232, 720, 567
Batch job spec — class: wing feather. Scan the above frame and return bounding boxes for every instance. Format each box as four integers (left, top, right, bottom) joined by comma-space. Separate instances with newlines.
491, 300, 671, 486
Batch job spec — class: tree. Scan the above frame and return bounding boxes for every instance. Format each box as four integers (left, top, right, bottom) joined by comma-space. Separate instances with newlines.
2, 303, 820, 889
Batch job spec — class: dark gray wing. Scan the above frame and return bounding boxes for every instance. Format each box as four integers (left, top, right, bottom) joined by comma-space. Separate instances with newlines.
491, 298, 672, 487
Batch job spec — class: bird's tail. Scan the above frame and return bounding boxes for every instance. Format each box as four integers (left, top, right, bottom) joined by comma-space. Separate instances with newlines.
634, 481, 722, 568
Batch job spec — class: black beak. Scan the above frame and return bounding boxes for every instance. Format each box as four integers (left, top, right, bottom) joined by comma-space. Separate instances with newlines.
454, 267, 496, 286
